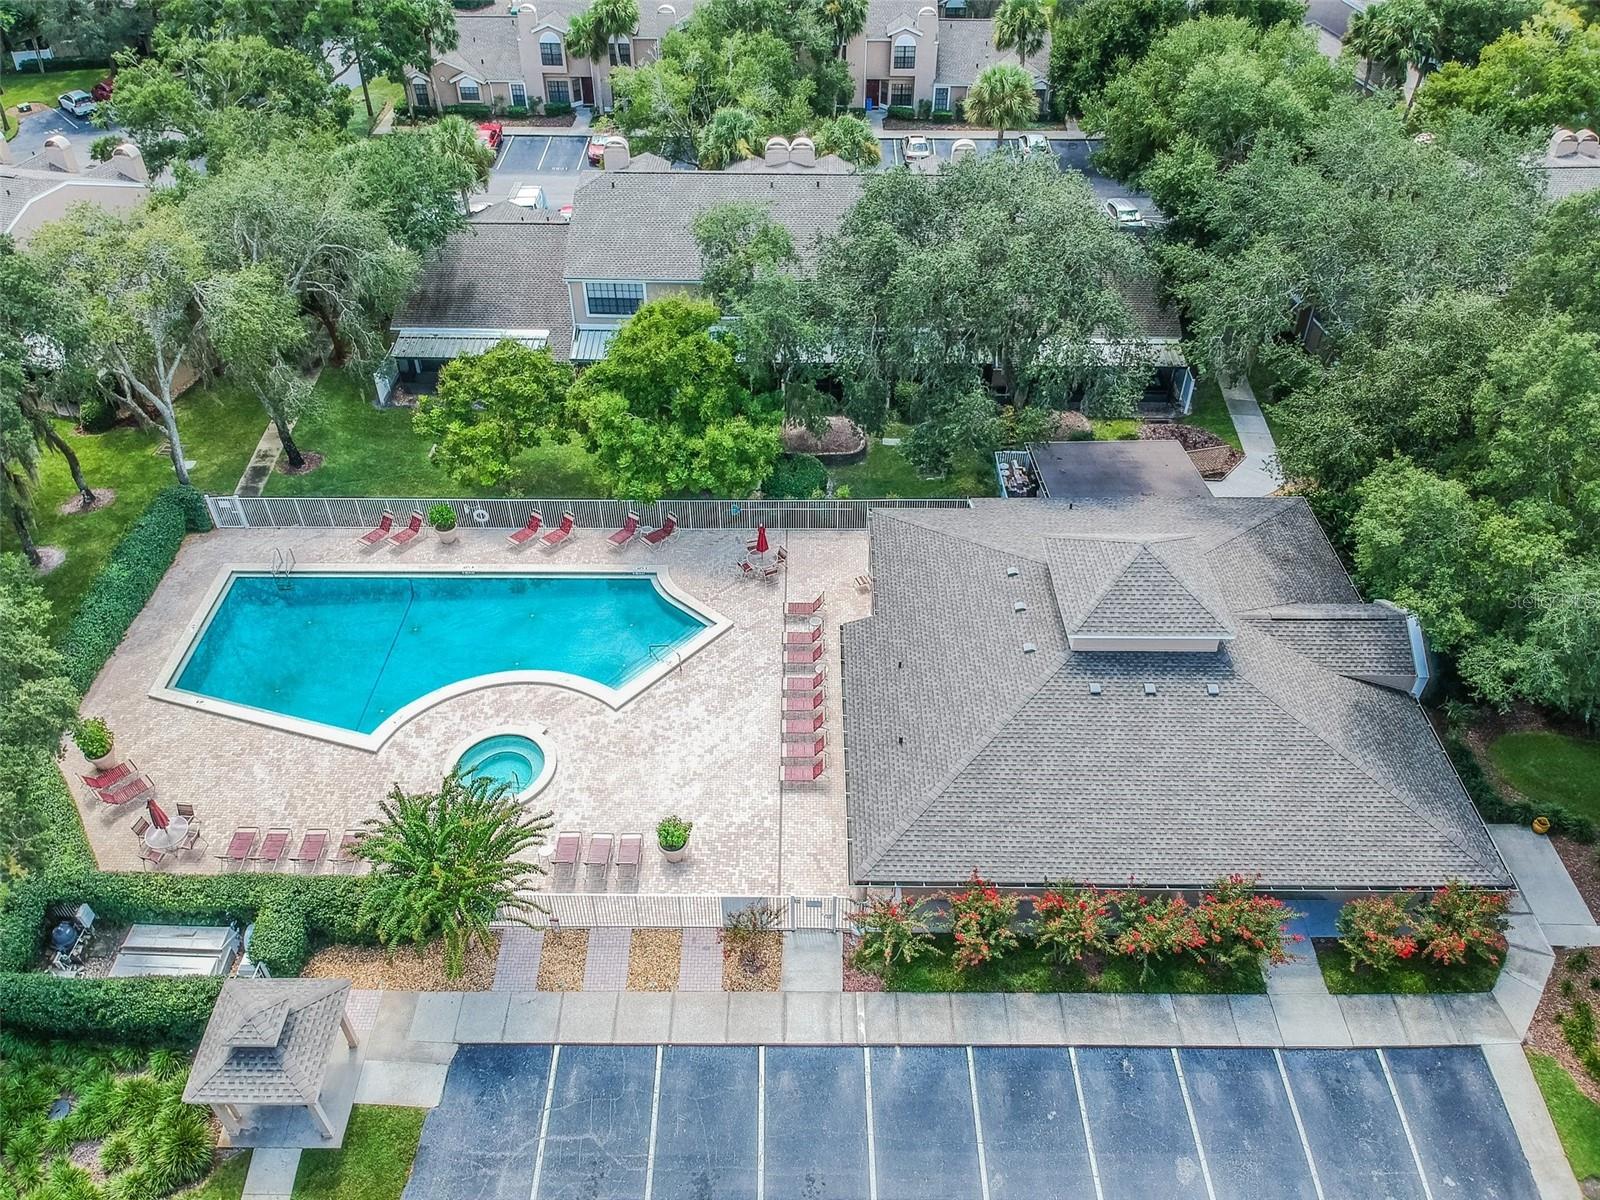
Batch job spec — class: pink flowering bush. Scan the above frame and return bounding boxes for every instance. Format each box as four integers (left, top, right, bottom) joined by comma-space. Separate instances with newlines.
948, 872, 1019, 973
1110, 892, 1207, 982
1190, 875, 1302, 972
853, 894, 937, 973
1413, 881, 1509, 968
1031, 883, 1118, 966
1336, 894, 1418, 974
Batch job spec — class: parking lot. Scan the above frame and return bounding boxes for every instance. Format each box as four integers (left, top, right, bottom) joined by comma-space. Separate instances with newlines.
403, 1043, 1539, 1200
6, 104, 129, 160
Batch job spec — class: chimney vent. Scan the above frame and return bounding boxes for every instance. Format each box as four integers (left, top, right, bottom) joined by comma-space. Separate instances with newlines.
1088, 682, 1102, 696
1207, 684, 1220, 697
763, 136, 790, 166
1143, 682, 1157, 696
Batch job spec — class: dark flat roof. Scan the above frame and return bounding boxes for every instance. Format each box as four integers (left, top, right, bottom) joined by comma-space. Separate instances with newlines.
1026, 440, 1210, 501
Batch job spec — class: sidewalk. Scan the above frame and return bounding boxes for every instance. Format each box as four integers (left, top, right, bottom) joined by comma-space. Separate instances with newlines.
1207, 375, 1282, 497
1492, 823, 1600, 948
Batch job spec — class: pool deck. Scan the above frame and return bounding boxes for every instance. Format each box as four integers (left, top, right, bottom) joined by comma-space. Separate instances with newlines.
74, 525, 869, 895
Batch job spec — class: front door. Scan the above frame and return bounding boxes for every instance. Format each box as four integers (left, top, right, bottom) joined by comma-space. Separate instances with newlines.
866, 79, 887, 108
574, 74, 595, 105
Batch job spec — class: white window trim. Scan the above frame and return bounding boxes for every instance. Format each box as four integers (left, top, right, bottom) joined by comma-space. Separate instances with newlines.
510, 81, 527, 105
539, 33, 565, 66
583, 280, 647, 319
933, 86, 949, 110
892, 33, 917, 71
457, 80, 482, 102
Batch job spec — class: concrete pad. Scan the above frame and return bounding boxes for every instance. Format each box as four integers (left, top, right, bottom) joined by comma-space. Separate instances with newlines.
727, 993, 784, 1044
353, 1059, 451, 1107
557, 992, 619, 1043
1271, 994, 1351, 1047
1173, 995, 1239, 1046
1393, 995, 1453, 1044
951, 993, 1010, 1045
1116, 994, 1180, 1044
1481, 1043, 1585, 1200
1437, 993, 1519, 1044
614, 992, 674, 1044
1061, 994, 1123, 1045
408, 992, 463, 1043
454, 991, 510, 1043
1496, 969, 1548, 1038
1505, 944, 1556, 990
895, 994, 956, 1044
669, 992, 728, 1043
1540, 925, 1600, 948
502, 992, 562, 1043
1492, 824, 1596, 928
861, 993, 899, 1044
1265, 954, 1331, 995
784, 992, 849, 1043
781, 930, 844, 991
1004, 993, 1065, 1044
1228, 995, 1282, 1045
1335, 995, 1407, 1046
243, 1148, 301, 1197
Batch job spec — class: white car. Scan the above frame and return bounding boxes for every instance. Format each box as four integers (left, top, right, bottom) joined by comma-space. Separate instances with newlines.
1105, 198, 1147, 228
1014, 132, 1052, 158
903, 135, 933, 161
58, 90, 97, 118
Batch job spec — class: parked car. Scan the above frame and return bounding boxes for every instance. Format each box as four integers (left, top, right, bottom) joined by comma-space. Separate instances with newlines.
57, 90, 97, 118
587, 134, 627, 165
91, 76, 116, 102
476, 121, 504, 152
903, 134, 933, 161
559, 202, 574, 221
1013, 132, 1052, 158
1105, 198, 1147, 228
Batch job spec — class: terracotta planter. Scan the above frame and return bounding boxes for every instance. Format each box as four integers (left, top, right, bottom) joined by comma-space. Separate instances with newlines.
89, 750, 118, 769
660, 840, 689, 863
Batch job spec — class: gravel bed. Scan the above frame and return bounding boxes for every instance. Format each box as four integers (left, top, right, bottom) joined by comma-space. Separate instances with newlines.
301, 936, 497, 991
537, 929, 589, 991
842, 933, 886, 992
627, 929, 683, 991
722, 933, 783, 991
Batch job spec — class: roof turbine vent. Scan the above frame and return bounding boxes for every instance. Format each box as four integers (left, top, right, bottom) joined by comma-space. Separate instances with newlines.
1013, 601, 1027, 613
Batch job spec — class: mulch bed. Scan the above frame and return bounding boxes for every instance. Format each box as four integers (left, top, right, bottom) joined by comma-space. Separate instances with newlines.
57, 487, 117, 516
1554, 837, 1600, 922
537, 928, 589, 991
842, 934, 885, 992
276, 451, 325, 477
627, 929, 682, 991
721, 933, 784, 992
1528, 948, 1600, 1106
32, 547, 65, 575
301, 936, 498, 991
1140, 422, 1246, 477
783, 417, 866, 457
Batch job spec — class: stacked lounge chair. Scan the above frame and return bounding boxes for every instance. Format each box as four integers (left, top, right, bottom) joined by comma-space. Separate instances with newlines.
781, 594, 827, 782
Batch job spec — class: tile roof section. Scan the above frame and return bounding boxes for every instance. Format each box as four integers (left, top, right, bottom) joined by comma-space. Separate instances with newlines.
842, 498, 1509, 890
934, 19, 1051, 85
438, 12, 530, 81
184, 978, 350, 1106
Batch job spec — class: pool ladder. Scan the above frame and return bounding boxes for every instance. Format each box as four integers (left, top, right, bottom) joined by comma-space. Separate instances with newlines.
648, 643, 684, 674
271, 547, 296, 591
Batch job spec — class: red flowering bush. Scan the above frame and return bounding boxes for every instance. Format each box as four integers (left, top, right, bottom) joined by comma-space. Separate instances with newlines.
948, 871, 1019, 973
1110, 892, 1206, 981
1413, 881, 1509, 968
852, 894, 937, 974
1031, 883, 1118, 966
1190, 875, 1302, 971
1336, 894, 1419, 973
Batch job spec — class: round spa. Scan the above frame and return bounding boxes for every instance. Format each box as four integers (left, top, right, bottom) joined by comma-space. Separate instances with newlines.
453, 730, 556, 801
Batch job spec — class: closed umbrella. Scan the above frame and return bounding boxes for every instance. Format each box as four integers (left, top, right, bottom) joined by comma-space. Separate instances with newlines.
146, 797, 169, 830
754, 525, 769, 555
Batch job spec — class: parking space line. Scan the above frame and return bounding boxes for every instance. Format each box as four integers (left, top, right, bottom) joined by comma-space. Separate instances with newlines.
1377, 1049, 1438, 1200
535, 136, 551, 170
644, 1044, 664, 1200
863, 1047, 879, 1200
756, 1045, 766, 1200
1272, 1050, 1327, 1200
1067, 1048, 1106, 1200
965, 1047, 993, 1200
1171, 1048, 1218, 1200
527, 1044, 560, 1200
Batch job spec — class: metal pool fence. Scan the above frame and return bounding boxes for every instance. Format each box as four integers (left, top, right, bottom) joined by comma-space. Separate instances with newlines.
204, 495, 972, 532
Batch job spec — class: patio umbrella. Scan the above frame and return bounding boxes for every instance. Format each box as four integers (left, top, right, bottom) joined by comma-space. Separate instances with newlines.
754, 525, 769, 555
146, 797, 169, 830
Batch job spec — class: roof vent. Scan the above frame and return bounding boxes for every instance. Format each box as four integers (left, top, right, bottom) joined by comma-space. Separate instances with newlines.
1006, 566, 1019, 578
1207, 683, 1220, 697
1143, 682, 1157, 696
1089, 682, 1102, 696
1013, 601, 1027, 613
1022, 642, 1037, 654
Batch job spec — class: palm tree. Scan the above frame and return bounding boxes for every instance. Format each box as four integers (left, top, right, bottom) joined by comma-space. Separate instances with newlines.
994, 0, 1048, 66
566, 0, 642, 87
699, 106, 761, 169
816, 113, 882, 167
1346, 0, 1440, 104
428, 115, 497, 212
821, 0, 869, 59
355, 771, 552, 979
963, 63, 1039, 146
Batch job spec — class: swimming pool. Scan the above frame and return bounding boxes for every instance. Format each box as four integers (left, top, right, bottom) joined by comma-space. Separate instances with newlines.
455, 732, 554, 800
158, 568, 726, 747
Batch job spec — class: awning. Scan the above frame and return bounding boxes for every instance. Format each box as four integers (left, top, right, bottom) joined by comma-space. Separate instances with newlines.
390, 330, 549, 360
571, 326, 618, 363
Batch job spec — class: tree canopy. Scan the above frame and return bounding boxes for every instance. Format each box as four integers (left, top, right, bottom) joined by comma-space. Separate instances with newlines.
414, 342, 574, 487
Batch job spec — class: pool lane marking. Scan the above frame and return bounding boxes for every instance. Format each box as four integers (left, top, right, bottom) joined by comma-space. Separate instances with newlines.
966, 1046, 993, 1200
528, 1043, 560, 1200
1273, 1049, 1327, 1200
1067, 1048, 1106, 1200
644, 1044, 664, 1200
1171, 1048, 1218, 1200
756, 1045, 766, 1200
1377, 1049, 1437, 1200
863, 1046, 879, 1200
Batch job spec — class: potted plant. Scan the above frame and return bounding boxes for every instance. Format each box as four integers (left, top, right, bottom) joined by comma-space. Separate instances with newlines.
74, 717, 116, 767
657, 815, 692, 863
428, 503, 459, 544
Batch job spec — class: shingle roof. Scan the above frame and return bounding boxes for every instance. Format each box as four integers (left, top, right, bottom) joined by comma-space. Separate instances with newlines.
842, 498, 1509, 889
184, 978, 350, 1106
393, 213, 572, 359
566, 169, 864, 279
437, 13, 529, 81
934, 19, 1050, 86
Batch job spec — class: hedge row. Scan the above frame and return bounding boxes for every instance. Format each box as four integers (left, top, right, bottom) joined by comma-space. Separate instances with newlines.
61, 485, 211, 693
0, 975, 225, 1046
1444, 726, 1596, 842
761, 453, 828, 499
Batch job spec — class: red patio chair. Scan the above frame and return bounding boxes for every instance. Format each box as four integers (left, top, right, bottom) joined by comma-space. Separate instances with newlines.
175, 802, 196, 818
541, 511, 577, 550
616, 833, 643, 874
552, 830, 581, 867
131, 815, 150, 839
388, 510, 425, 549
178, 820, 205, 853
784, 671, 824, 694
784, 622, 821, 646
761, 562, 782, 582
139, 845, 169, 870
219, 827, 258, 868
642, 513, 678, 547
99, 775, 152, 806
356, 510, 394, 547
786, 640, 825, 666
784, 711, 825, 735
783, 735, 826, 762
606, 511, 640, 549
81, 761, 134, 791
508, 511, 544, 547
253, 828, 290, 868
293, 829, 328, 870
782, 690, 824, 712
584, 833, 614, 868
736, 560, 756, 579
782, 757, 826, 783
334, 830, 363, 869
785, 593, 824, 618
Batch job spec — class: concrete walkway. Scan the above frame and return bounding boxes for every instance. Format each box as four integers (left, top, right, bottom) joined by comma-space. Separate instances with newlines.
241, 1148, 301, 1200
234, 420, 284, 497
1207, 375, 1283, 498
1493, 823, 1600, 947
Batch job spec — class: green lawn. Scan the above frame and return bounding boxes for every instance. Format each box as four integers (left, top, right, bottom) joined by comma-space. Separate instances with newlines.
828, 428, 993, 498
32, 381, 263, 633
1529, 1051, 1600, 1182
1185, 379, 1244, 451
179, 1153, 250, 1200
879, 936, 1266, 994
1090, 418, 1142, 441
1488, 732, 1600, 821
293, 1106, 426, 1200
1316, 942, 1504, 994
1, 64, 112, 139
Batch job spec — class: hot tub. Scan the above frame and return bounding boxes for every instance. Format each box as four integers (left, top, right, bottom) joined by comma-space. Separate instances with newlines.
453, 730, 556, 801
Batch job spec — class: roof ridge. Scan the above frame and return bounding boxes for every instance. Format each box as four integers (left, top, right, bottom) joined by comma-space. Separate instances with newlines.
1057, 539, 1142, 632
1144, 540, 1236, 634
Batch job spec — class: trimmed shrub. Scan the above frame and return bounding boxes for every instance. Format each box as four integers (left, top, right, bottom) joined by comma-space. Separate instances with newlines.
0, 974, 224, 1044
503, 104, 529, 117
443, 102, 494, 119
544, 102, 575, 117
78, 390, 118, 432
761, 453, 828, 499
887, 105, 918, 121
916, 98, 932, 119
931, 109, 955, 122
60, 486, 210, 693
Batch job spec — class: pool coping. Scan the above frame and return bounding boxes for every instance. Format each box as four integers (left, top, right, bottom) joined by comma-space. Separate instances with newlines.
148, 562, 732, 752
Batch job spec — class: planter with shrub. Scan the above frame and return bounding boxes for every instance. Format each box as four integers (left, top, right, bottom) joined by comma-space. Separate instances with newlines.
428, 503, 459, 544
657, 815, 692, 862
74, 717, 116, 767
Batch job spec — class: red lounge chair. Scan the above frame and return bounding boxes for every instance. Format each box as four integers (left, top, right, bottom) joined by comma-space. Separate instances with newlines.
99, 775, 152, 806
508, 511, 544, 547
606, 512, 640, 548
783, 735, 825, 761
584, 833, 614, 868
784, 622, 821, 646
784, 671, 824, 694
785, 593, 823, 618
254, 828, 290, 867
782, 758, 826, 783
616, 833, 643, 873
388, 510, 424, 549
784, 711, 825, 735
786, 641, 824, 666
541, 511, 577, 550
356, 510, 394, 547
642, 513, 678, 547
552, 830, 581, 867
219, 827, 258, 867
782, 690, 824, 712
81, 761, 134, 791
293, 829, 328, 869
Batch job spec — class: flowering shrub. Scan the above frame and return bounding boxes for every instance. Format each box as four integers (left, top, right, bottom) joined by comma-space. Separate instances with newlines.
1111, 893, 1206, 981
1190, 875, 1301, 972
1336, 895, 1418, 973
1031, 883, 1118, 966
1413, 881, 1509, 968
853, 894, 937, 974
948, 872, 1019, 973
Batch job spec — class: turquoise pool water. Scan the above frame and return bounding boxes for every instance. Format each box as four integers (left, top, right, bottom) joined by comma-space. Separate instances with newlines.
457, 734, 547, 794
173, 572, 709, 735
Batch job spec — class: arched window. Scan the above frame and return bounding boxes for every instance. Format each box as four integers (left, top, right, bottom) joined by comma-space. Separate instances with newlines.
540, 32, 564, 67
892, 34, 916, 70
